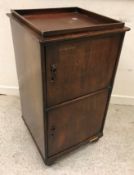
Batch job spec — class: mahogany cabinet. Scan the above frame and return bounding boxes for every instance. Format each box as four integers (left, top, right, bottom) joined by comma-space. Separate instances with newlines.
9, 7, 130, 165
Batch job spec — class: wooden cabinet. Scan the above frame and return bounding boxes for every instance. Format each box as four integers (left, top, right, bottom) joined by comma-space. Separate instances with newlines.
9, 7, 130, 165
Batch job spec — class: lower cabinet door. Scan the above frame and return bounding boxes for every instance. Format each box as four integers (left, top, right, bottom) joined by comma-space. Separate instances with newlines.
47, 89, 109, 157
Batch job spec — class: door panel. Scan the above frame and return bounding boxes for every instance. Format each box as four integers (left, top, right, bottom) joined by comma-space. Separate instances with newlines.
46, 35, 121, 106
47, 89, 109, 157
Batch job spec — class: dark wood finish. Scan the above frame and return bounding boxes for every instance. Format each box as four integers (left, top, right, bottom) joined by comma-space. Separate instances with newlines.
46, 34, 122, 106
11, 7, 125, 37
10, 17, 46, 159
8, 7, 130, 165
47, 89, 108, 156
100, 33, 125, 133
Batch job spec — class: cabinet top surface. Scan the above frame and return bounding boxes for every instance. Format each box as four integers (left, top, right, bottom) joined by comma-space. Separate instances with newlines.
11, 7, 128, 37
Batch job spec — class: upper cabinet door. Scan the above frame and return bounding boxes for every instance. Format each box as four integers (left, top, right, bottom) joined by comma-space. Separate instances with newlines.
46, 35, 122, 106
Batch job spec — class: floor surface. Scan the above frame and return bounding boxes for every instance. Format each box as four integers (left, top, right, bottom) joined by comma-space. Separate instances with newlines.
0, 95, 134, 175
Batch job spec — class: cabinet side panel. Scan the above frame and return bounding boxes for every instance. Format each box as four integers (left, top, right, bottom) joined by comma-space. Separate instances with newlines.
10, 18, 45, 158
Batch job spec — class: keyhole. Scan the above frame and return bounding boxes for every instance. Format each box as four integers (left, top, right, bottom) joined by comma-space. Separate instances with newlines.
50, 126, 56, 137
51, 126, 55, 131
51, 64, 57, 81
